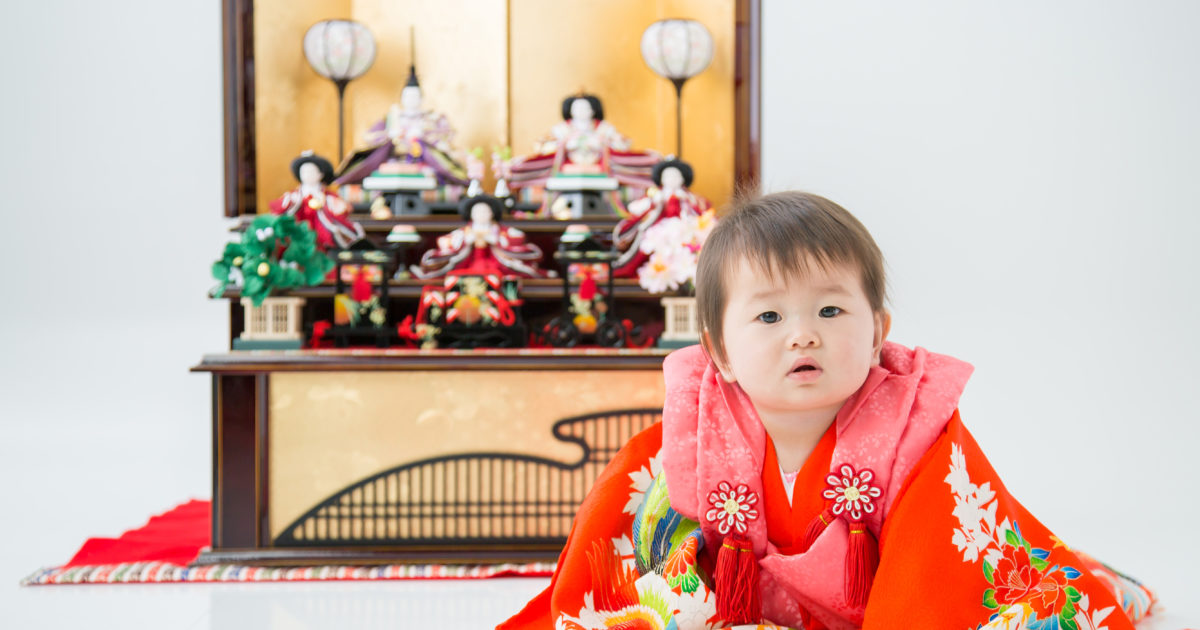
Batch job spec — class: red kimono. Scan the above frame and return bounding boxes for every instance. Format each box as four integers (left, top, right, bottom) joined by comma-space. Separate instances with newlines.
409, 222, 552, 280
500, 343, 1157, 630
269, 187, 365, 251
611, 189, 712, 278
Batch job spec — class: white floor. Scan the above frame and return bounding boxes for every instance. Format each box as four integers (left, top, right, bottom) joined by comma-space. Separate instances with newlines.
7, 579, 550, 630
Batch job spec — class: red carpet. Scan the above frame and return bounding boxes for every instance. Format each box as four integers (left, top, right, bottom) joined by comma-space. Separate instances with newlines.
23, 500, 554, 585
64, 499, 211, 568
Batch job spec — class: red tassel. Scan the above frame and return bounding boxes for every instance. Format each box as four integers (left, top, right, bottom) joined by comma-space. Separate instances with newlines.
845, 520, 879, 607
798, 507, 835, 553
710, 535, 761, 626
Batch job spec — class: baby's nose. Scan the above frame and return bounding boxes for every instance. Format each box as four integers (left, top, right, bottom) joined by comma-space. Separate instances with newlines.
787, 323, 819, 348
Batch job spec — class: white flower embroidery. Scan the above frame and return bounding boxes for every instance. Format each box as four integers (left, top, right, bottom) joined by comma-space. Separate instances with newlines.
612, 534, 637, 572
945, 442, 1005, 564
822, 464, 882, 521
623, 452, 663, 515
704, 481, 759, 535
671, 588, 717, 630
1073, 594, 1116, 630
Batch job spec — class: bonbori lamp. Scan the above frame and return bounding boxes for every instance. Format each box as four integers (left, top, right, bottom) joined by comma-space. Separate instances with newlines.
640, 19, 714, 158
303, 20, 377, 159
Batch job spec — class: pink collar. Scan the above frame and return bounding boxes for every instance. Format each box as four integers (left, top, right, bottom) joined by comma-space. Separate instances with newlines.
661, 341, 973, 552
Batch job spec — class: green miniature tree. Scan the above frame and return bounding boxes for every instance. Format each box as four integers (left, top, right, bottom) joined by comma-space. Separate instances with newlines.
210, 214, 335, 306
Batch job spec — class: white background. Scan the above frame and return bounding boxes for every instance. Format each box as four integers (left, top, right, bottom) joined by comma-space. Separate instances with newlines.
762, 0, 1200, 619
1, 0, 1196, 627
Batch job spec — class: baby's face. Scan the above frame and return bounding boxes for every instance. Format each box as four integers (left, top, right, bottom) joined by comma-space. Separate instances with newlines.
715, 256, 886, 426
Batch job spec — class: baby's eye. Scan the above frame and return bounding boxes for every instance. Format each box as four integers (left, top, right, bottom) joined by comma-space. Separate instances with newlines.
756, 311, 781, 324
819, 306, 842, 318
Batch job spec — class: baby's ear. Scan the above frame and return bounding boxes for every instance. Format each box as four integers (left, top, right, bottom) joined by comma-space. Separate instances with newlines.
872, 311, 892, 366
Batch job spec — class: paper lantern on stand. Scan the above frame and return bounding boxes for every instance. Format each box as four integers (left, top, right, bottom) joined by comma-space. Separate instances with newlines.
640, 19, 714, 158
303, 20, 377, 160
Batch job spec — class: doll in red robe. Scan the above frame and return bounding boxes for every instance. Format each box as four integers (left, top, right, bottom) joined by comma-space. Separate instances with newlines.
269, 152, 366, 251
410, 189, 553, 280
611, 158, 712, 278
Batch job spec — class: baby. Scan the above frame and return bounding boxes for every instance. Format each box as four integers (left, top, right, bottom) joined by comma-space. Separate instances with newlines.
502, 192, 1155, 630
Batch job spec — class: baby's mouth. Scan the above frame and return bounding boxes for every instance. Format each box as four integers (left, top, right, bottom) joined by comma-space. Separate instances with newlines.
788, 358, 822, 377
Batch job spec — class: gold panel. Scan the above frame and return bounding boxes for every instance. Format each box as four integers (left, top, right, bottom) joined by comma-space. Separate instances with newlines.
254, 0, 507, 213
345, 0, 508, 182
268, 369, 665, 539
254, 1, 734, 213
254, 0, 348, 213
510, 0, 734, 208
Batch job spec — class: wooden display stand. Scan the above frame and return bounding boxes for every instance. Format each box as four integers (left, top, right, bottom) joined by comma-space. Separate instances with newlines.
209, 0, 759, 566
192, 349, 668, 566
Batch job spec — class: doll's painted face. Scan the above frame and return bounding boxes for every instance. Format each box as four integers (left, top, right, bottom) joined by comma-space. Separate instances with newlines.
298, 162, 323, 186
470, 202, 494, 225
401, 86, 422, 111
715, 256, 888, 427
569, 98, 594, 123
660, 167, 685, 192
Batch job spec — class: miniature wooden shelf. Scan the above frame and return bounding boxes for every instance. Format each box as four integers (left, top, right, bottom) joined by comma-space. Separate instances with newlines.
233, 214, 622, 234
219, 278, 676, 301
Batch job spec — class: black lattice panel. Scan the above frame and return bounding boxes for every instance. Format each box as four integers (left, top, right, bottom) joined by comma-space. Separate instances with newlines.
275, 408, 660, 547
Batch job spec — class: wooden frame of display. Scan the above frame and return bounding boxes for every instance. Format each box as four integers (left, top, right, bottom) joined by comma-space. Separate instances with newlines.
220, 0, 761, 217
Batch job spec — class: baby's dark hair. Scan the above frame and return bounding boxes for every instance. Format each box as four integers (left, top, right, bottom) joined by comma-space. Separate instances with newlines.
696, 191, 887, 367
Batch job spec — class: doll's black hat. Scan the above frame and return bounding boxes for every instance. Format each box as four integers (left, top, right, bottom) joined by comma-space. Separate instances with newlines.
651, 158, 694, 188
458, 194, 504, 222
561, 92, 604, 122
290, 151, 335, 184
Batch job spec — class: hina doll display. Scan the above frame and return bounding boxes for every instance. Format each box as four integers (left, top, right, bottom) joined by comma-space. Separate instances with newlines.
268, 152, 366, 251
611, 158, 712, 278
410, 185, 553, 280
508, 92, 659, 213
334, 65, 469, 190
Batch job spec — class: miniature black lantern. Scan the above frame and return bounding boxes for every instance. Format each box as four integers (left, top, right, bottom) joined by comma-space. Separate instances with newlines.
543, 225, 631, 347
332, 241, 396, 348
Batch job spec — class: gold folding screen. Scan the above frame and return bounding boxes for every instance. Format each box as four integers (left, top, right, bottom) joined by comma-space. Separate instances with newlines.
252, 0, 735, 215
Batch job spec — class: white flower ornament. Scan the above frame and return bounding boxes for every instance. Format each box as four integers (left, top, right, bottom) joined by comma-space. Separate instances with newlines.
822, 464, 882, 521
704, 481, 759, 535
